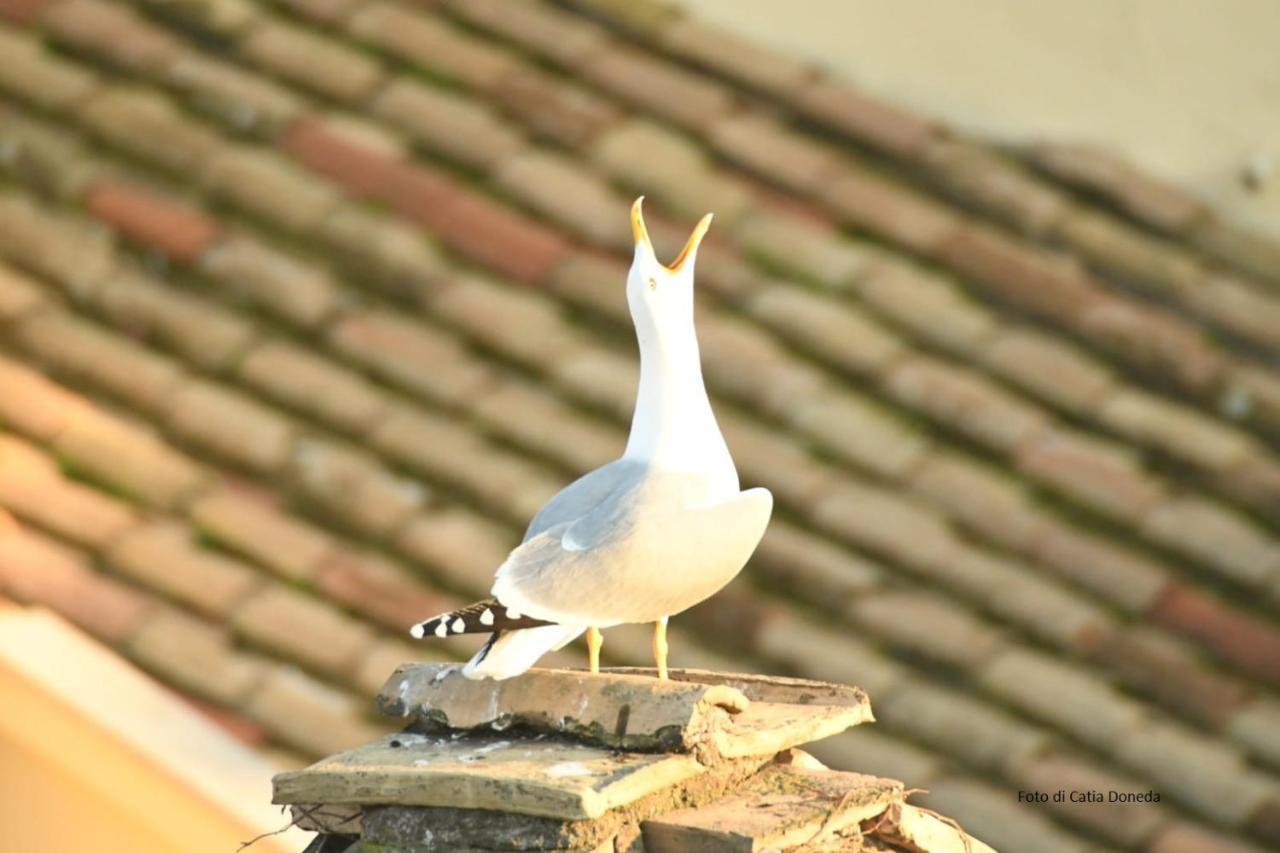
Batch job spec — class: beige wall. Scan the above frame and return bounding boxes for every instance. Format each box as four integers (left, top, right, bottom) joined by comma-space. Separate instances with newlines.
677, 0, 1280, 236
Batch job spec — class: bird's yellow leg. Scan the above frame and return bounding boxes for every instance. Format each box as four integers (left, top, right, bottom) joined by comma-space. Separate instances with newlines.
652, 617, 669, 680
587, 626, 603, 674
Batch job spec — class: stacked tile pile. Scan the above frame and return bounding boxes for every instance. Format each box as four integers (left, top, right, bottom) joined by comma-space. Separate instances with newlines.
273, 664, 989, 852
0, 0, 1277, 849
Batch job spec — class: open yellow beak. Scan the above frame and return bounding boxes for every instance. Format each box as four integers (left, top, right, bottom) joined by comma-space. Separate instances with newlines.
631, 197, 712, 274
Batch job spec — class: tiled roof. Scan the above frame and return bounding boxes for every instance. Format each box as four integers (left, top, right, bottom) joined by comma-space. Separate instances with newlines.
0, 0, 1278, 849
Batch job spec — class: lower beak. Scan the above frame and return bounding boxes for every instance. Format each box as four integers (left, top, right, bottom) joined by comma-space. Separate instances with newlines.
631, 197, 712, 273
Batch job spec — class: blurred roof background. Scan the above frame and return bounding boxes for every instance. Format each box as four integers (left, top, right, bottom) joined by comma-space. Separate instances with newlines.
0, 0, 1278, 851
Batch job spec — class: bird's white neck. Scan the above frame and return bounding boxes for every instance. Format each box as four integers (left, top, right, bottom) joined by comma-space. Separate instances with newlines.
623, 314, 738, 493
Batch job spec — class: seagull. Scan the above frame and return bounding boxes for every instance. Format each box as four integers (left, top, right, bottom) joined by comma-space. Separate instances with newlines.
410, 198, 773, 680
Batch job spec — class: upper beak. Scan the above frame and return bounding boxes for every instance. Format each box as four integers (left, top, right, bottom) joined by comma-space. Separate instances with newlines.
631, 197, 712, 274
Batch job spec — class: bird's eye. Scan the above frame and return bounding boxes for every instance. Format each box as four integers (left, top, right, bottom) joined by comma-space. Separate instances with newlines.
647, 277, 657, 291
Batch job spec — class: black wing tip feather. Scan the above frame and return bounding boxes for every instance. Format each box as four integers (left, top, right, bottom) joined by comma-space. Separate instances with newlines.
410, 597, 553, 640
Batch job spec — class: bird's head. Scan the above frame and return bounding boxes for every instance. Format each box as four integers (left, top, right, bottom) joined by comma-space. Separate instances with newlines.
626, 197, 712, 337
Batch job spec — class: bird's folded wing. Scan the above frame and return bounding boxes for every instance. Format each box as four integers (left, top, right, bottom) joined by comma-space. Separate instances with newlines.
492, 486, 773, 626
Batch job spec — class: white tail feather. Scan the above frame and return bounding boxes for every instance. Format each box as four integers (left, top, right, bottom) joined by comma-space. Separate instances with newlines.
462, 624, 584, 680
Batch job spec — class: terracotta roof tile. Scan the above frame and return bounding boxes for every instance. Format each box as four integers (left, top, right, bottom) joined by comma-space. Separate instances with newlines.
658, 15, 811, 99
884, 357, 1050, 453
808, 728, 944, 790
328, 309, 496, 407
1185, 273, 1280, 351
786, 390, 930, 479
81, 87, 228, 176
880, 682, 1053, 776
1015, 427, 1166, 523
165, 53, 309, 137
84, 179, 220, 263
549, 345, 637, 419
491, 69, 622, 150
1117, 721, 1277, 828
852, 590, 1005, 670
277, 0, 362, 27
0, 0, 53, 24
978, 328, 1115, 415
544, 251, 630, 322
0, 353, 90, 441
238, 340, 389, 435
1095, 628, 1253, 731
201, 146, 342, 234
1227, 365, 1280, 434
938, 223, 1098, 323
0, 526, 152, 643
369, 76, 526, 170
107, 521, 262, 618
494, 150, 630, 248
812, 483, 961, 573
917, 775, 1095, 853
733, 210, 872, 287
233, 585, 376, 679
1149, 584, 1280, 687
0, 193, 116, 300
579, 42, 735, 130
907, 452, 1050, 553
922, 139, 1070, 237
318, 206, 449, 302
0, 437, 140, 548
794, 77, 940, 160
166, 381, 295, 474
0, 28, 101, 113
707, 112, 838, 197
1012, 752, 1168, 848
346, 1, 519, 91
1100, 389, 1258, 473
287, 437, 428, 538
279, 112, 411, 201
1058, 209, 1201, 295
979, 648, 1147, 750
469, 379, 623, 472
699, 312, 832, 415
314, 549, 459, 633
1228, 703, 1280, 772
198, 234, 340, 327
755, 610, 907, 699
1195, 218, 1280, 288
43, 0, 180, 76
1032, 522, 1170, 614
0, 109, 110, 202
944, 548, 1115, 651
1032, 142, 1207, 235
429, 274, 592, 368
394, 508, 516, 596
447, 0, 611, 69
820, 164, 962, 256
752, 520, 882, 607
136, 0, 259, 38
95, 268, 257, 371
717, 411, 836, 509
243, 664, 385, 757
1143, 498, 1280, 591
53, 406, 209, 509
190, 485, 335, 582
851, 263, 992, 359
13, 310, 186, 413
127, 607, 266, 705
1147, 821, 1268, 853
242, 18, 385, 103
1076, 295, 1223, 392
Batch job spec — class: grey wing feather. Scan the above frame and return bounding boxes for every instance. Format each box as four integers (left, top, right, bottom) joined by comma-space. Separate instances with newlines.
522, 458, 647, 542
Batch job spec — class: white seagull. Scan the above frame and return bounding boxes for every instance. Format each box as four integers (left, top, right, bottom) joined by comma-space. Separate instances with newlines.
410, 198, 773, 680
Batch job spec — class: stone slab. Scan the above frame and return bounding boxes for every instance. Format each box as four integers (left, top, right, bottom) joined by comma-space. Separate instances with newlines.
640, 766, 903, 852
376, 665, 871, 762
273, 731, 707, 820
